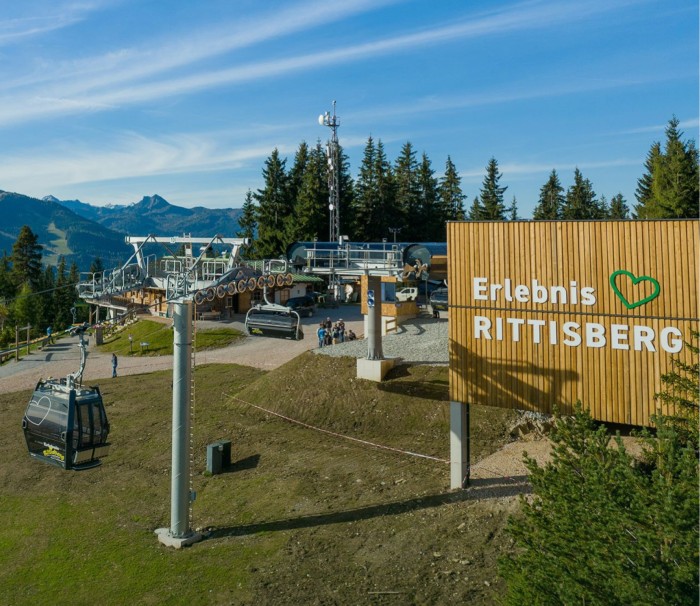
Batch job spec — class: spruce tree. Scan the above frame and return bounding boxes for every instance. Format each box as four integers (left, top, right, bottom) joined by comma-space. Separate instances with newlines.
438, 156, 466, 222
253, 148, 291, 258
634, 142, 661, 217
561, 168, 604, 219
337, 144, 355, 239
654, 331, 699, 451
89, 257, 104, 276
479, 157, 507, 220
533, 169, 564, 220
507, 196, 518, 221
38, 266, 56, 330
236, 189, 258, 259
289, 141, 328, 242
373, 140, 397, 241
608, 193, 629, 219
287, 141, 309, 207
635, 117, 700, 218
416, 152, 440, 240
54, 257, 74, 328
468, 196, 485, 221
11, 225, 43, 290
352, 137, 396, 241
394, 142, 421, 240
12, 282, 40, 331
500, 407, 699, 605
0, 252, 13, 300
351, 136, 378, 241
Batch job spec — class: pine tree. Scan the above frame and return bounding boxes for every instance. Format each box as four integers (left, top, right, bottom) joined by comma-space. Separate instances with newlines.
287, 141, 309, 207
533, 170, 564, 220
507, 196, 519, 221
236, 189, 258, 259
11, 225, 43, 290
479, 158, 507, 220
468, 196, 485, 221
351, 136, 378, 240
416, 153, 440, 240
561, 168, 604, 219
38, 266, 56, 330
352, 137, 396, 241
438, 156, 466, 222
337, 144, 355, 239
289, 141, 328, 242
89, 257, 104, 276
54, 257, 74, 328
635, 117, 700, 218
500, 406, 699, 605
253, 148, 291, 258
608, 193, 629, 219
0, 252, 13, 300
373, 140, 397, 241
12, 281, 40, 330
634, 142, 661, 217
654, 331, 699, 451
394, 142, 420, 240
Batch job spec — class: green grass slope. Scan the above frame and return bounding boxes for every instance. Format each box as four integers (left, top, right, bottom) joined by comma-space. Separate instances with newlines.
0, 357, 520, 605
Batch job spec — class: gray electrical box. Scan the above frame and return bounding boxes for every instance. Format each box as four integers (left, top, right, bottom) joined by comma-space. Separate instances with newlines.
206, 439, 231, 474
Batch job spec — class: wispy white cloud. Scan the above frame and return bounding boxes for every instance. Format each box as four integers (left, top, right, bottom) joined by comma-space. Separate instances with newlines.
0, 0, 650, 127
0, 1, 111, 46
0, 130, 293, 195
615, 117, 700, 136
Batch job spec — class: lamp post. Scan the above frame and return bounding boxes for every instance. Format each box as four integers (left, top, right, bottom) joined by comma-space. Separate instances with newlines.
389, 227, 401, 243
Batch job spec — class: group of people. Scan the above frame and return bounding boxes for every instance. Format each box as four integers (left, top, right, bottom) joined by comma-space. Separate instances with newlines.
317, 317, 357, 348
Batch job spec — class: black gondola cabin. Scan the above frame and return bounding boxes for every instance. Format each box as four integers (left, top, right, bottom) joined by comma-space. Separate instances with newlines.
22, 379, 110, 470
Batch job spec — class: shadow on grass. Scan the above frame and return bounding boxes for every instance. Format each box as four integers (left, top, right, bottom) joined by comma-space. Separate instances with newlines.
206, 475, 530, 540
222, 454, 260, 474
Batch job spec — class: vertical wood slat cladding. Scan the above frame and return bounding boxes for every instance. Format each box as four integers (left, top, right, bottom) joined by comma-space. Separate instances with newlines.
447, 220, 699, 427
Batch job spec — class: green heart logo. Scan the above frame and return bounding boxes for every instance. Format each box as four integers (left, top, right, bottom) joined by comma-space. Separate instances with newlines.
609, 270, 661, 309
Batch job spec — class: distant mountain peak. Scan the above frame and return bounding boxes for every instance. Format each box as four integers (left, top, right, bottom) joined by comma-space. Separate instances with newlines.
139, 194, 171, 209
43, 195, 61, 203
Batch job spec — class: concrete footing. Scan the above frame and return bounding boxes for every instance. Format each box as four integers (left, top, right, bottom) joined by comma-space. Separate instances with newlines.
155, 527, 203, 549
356, 357, 395, 382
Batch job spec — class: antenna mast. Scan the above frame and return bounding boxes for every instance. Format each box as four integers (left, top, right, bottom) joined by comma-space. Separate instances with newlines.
319, 101, 340, 243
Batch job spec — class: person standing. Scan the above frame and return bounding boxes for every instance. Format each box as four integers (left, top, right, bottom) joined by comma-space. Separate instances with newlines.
316, 323, 326, 349
46, 326, 53, 345
112, 353, 118, 377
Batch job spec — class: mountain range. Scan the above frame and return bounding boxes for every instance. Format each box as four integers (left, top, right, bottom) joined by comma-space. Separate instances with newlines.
0, 191, 243, 271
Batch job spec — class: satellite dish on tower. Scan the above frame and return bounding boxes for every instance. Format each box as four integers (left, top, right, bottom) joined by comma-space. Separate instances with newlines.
318, 114, 325, 126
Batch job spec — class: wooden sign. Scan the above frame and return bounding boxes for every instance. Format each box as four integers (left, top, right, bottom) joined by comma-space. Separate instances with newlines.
447, 220, 699, 426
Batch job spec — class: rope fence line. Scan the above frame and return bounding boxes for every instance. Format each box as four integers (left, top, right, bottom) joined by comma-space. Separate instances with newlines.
226, 393, 449, 464
225, 393, 542, 487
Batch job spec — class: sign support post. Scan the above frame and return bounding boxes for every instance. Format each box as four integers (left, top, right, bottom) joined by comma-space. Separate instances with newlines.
450, 401, 470, 489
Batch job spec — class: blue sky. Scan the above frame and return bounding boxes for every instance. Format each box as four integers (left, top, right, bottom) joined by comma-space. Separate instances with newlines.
0, 0, 697, 219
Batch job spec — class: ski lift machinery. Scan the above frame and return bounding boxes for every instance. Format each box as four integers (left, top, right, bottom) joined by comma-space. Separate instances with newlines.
22, 323, 110, 470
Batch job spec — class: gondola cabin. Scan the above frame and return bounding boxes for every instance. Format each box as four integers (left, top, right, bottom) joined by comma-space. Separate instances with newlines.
22, 379, 110, 470
245, 305, 304, 340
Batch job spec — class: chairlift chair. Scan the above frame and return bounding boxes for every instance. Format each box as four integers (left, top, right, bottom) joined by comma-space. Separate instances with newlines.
21, 323, 110, 470
245, 304, 304, 341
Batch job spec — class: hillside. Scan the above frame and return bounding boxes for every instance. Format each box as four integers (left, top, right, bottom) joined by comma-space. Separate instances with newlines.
55, 194, 243, 238
0, 355, 523, 605
0, 190, 131, 269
